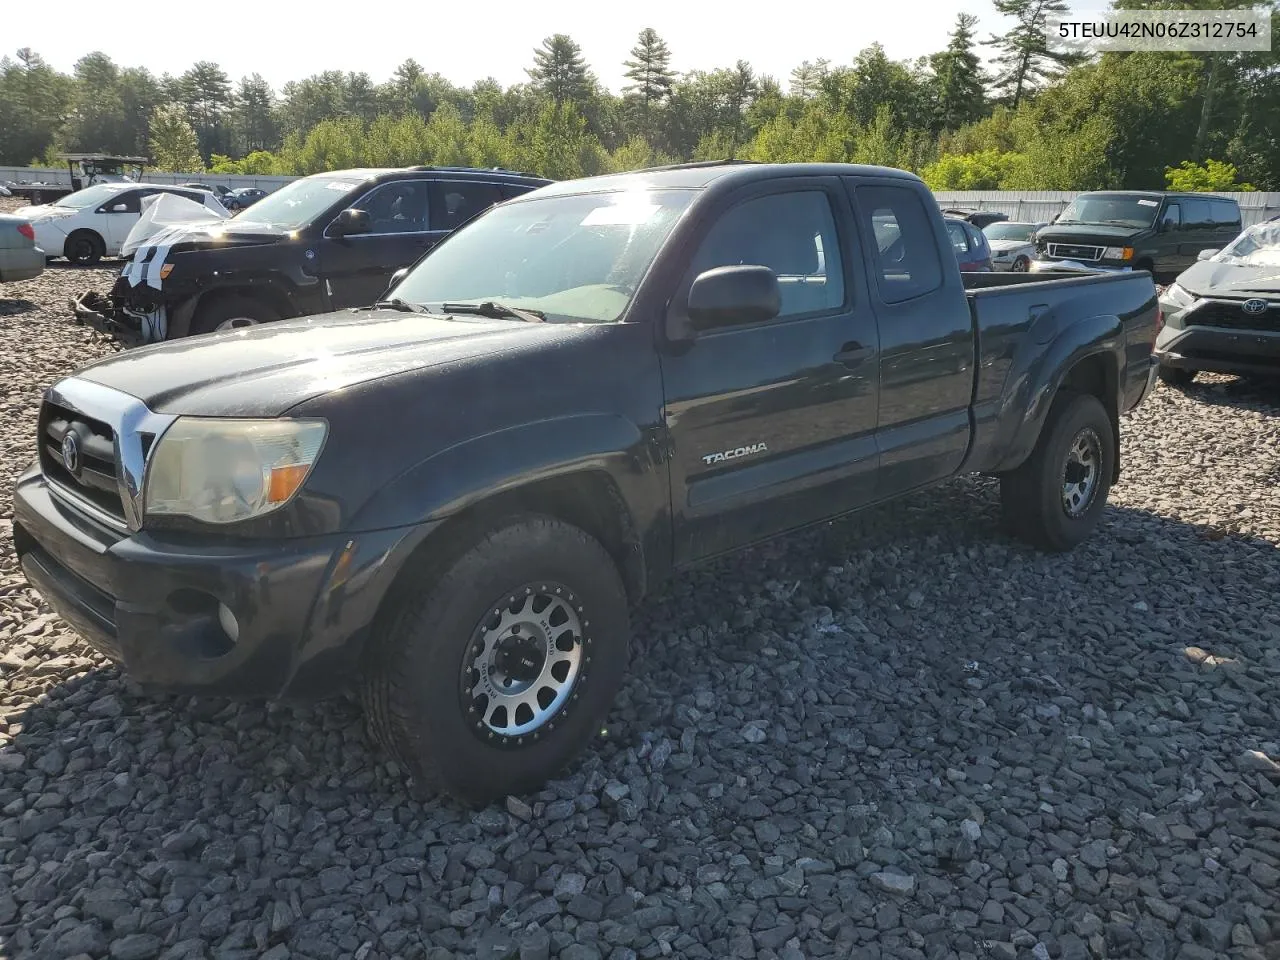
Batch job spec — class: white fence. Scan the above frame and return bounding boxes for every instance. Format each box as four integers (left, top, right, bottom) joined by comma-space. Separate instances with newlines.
0, 166, 296, 191
933, 190, 1280, 228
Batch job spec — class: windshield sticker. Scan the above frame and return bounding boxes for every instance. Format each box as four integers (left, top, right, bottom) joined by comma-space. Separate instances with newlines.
581, 202, 661, 226
1137, 199, 1159, 206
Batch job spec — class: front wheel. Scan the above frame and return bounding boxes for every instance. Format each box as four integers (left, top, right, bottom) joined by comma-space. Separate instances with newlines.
1011, 255, 1030, 272
999, 391, 1115, 552
64, 230, 105, 266
190, 294, 278, 336
361, 515, 631, 806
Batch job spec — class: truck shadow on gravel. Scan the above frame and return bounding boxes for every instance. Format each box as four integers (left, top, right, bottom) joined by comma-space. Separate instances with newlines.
2, 477, 1278, 959
1165, 374, 1280, 414
0, 298, 37, 316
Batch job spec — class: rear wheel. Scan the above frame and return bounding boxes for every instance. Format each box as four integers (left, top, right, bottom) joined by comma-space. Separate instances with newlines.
64, 230, 104, 266
1158, 365, 1196, 387
1000, 390, 1115, 552
361, 515, 631, 806
190, 294, 279, 336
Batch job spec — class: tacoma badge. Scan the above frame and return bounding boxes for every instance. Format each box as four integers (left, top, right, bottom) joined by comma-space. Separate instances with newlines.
702, 442, 768, 465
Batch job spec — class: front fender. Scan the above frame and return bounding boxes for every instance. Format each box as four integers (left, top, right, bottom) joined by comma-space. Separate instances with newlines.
348, 413, 652, 532
992, 313, 1124, 473
168, 264, 323, 338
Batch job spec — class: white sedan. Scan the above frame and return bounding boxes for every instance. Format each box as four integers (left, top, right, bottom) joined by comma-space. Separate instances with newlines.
14, 183, 226, 265
982, 220, 1049, 272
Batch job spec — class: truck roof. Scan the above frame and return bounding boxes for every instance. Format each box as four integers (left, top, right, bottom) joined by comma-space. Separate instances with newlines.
528, 160, 924, 198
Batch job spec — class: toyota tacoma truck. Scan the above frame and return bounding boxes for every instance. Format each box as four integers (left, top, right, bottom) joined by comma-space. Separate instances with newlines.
11, 161, 1161, 806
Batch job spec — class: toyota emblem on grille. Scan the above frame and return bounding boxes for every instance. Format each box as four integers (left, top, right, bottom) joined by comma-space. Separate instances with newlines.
61, 431, 80, 475
1243, 298, 1268, 315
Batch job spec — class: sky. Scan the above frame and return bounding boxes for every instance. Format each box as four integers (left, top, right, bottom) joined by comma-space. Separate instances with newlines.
10, 0, 1117, 94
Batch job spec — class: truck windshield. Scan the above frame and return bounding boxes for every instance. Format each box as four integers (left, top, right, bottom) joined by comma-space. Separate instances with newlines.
233, 175, 362, 230
1055, 195, 1160, 228
53, 185, 124, 210
392, 188, 696, 324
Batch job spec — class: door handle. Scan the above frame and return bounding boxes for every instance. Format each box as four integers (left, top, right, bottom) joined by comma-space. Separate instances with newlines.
834, 342, 874, 366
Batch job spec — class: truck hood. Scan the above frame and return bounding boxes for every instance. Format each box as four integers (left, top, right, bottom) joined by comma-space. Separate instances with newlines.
1037, 223, 1146, 245
72, 308, 573, 417
1177, 258, 1280, 297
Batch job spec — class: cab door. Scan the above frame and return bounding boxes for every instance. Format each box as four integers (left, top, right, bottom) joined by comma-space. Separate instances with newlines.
659, 177, 880, 563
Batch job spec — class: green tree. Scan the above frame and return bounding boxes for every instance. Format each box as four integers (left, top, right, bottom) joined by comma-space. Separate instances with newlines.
0, 48, 72, 165
987, 0, 1081, 106
931, 14, 987, 132
148, 102, 202, 172
527, 34, 594, 105
623, 28, 675, 106
232, 74, 278, 154
180, 60, 232, 158
788, 59, 830, 99
1166, 158, 1256, 191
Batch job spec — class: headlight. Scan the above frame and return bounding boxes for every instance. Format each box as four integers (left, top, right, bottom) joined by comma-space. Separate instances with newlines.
1103, 246, 1134, 261
144, 418, 327, 524
1163, 282, 1196, 307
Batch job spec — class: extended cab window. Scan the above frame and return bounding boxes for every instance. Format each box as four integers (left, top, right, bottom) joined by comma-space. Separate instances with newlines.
430, 182, 504, 231
858, 185, 943, 304
690, 190, 845, 319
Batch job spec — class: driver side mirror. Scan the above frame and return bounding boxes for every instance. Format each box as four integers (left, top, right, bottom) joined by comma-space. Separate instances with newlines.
331, 208, 372, 238
687, 264, 781, 331
1197, 248, 1220, 261
110, 203, 128, 213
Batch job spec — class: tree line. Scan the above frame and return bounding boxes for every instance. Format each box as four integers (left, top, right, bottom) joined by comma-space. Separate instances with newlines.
2, 0, 1277, 192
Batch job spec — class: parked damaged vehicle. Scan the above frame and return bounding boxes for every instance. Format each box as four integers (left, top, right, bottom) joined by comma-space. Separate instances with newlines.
1155, 219, 1280, 384
13, 161, 1161, 804
71, 165, 551, 345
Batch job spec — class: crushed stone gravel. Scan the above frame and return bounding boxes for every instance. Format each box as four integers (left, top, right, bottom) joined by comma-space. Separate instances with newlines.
2, 195, 1279, 960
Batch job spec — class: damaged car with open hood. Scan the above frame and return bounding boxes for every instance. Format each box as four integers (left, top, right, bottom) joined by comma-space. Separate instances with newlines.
1155, 218, 1280, 385
71, 165, 551, 345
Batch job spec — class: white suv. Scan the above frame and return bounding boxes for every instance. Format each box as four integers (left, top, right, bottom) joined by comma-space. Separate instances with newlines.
15, 183, 226, 265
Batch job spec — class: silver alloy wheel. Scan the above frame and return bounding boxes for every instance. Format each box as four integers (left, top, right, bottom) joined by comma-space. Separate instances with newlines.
1061, 427, 1101, 517
1012, 256, 1029, 272
215, 316, 259, 332
463, 583, 585, 741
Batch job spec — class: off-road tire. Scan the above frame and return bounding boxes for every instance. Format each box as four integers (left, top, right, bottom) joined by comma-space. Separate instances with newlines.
64, 230, 105, 266
1000, 390, 1115, 552
361, 515, 630, 806
190, 294, 279, 336
1158, 364, 1196, 387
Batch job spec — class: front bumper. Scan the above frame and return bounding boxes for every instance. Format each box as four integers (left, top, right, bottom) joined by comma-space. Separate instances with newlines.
12, 464, 430, 699
1154, 323, 1280, 376
1029, 258, 1136, 276
70, 288, 155, 347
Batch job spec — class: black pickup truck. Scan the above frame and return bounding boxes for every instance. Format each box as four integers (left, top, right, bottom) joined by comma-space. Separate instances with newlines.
12, 161, 1160, 805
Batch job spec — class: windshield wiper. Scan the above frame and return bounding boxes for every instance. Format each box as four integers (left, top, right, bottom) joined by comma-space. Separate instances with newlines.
441, 301, 545, 323
373, 297, 431, 314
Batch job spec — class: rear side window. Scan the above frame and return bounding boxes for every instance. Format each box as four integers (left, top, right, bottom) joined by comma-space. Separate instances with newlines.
946, 221, 969, 252
430, 181, 505, 231
689, 189, 846, 320
1182, 198, 1212, 229
1210, 198, 1240, 228
857, 185, 944, 303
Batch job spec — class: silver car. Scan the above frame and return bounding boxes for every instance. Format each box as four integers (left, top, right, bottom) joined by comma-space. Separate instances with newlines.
983, 220, 1049, 272
0, 213, 45, 284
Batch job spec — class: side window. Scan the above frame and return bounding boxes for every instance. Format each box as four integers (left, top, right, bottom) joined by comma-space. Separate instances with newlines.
946, 221, 969, 252
500, 184, 534, 201
856, 184, 944, 304
689, 190, 845, 320
429, 181, 505, 231
349, 181, 430, 233
1211, 199, 1241, 229
1161, 203, 1182, 230
1182, 198, 1211, 229
99, 190, 140, 214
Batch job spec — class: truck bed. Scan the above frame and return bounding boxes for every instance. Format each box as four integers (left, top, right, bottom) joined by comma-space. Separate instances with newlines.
958, 269, 1160, 473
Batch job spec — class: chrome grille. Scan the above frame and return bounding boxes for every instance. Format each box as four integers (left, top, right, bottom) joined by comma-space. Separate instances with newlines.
1046, 243, 1104, 262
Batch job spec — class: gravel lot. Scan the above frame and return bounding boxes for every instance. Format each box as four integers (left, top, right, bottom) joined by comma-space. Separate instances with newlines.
2, 201, 1279, 960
